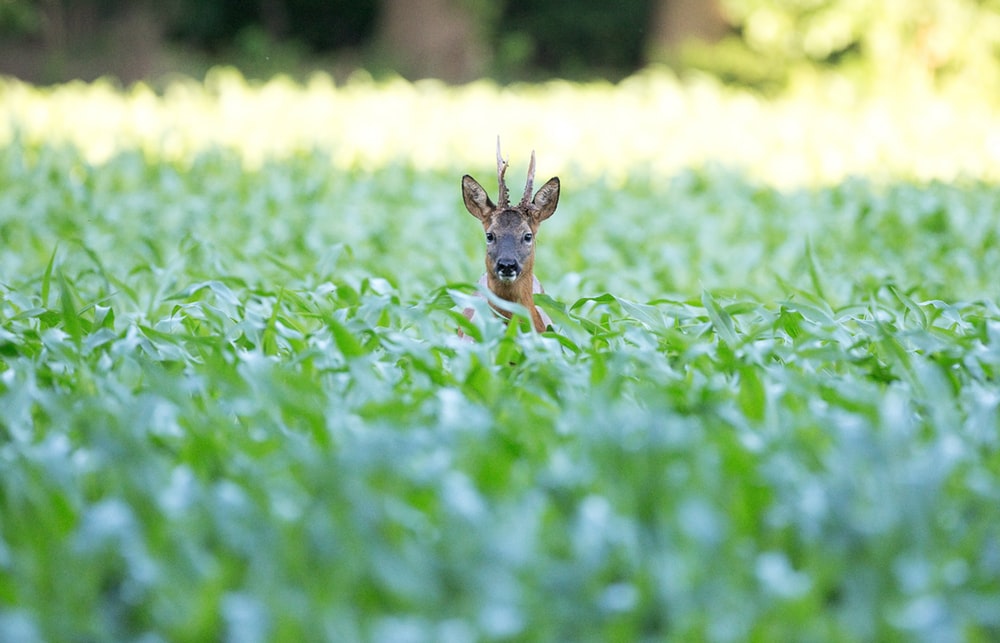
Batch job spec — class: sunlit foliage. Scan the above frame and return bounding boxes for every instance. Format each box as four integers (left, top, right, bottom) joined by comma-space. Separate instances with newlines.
3, 68, 999, 185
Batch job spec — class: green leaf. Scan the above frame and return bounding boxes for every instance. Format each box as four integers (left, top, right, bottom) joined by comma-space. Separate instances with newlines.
804, 238, 827, 302
738, 365, 766, 422
448, 309, 483, 343
618, 297, 666, 330
702, 289, 738, 347
41, 244, 58, 307
888, 284, 927, 329
56, 269, 83, 346
326, 316, 366, 357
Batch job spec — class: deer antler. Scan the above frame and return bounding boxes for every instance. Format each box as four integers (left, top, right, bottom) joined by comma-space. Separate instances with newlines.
520, 150, 536, 208
496, 136, 510, 207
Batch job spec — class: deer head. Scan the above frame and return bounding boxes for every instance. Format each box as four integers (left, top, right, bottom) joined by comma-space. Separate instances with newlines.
461, 140, 559, 331
462, 140, 559, 333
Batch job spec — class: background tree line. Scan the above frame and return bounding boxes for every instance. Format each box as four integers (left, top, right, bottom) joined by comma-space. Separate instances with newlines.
0, 0, 998, 89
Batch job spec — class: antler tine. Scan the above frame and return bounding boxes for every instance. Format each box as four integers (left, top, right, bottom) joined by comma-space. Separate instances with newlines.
496, 136, 510, 207
520, 150, 536, 207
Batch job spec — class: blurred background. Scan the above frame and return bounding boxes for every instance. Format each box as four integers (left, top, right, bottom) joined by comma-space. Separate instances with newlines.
1, 0, 998, 91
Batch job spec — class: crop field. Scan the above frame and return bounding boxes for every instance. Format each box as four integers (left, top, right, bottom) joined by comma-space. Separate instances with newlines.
1, 70, 1000, 641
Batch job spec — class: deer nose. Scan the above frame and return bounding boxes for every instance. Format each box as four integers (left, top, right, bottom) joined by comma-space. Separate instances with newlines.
496, 259, 519, 280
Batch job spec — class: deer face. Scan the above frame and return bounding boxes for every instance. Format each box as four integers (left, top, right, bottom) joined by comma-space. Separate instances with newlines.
483, 209, 536, 282
462, 145, 559, 287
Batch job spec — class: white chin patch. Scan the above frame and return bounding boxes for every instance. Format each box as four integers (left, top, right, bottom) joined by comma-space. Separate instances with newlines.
497, 273, 518, 283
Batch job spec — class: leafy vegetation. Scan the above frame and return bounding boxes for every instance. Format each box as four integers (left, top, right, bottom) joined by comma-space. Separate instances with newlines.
5, 0, 998, 89
1, 72, 999, 641
681, 0, 1000, 91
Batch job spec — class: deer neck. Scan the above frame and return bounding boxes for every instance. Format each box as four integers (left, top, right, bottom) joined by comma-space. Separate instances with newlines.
485, 270, 545, 332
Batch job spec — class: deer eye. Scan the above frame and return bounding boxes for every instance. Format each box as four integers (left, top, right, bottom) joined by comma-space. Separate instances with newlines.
523, 233, 533, 243
485, 232, 495, 243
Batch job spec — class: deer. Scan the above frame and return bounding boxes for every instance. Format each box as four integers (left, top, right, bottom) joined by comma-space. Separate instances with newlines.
461, 139, 560, 333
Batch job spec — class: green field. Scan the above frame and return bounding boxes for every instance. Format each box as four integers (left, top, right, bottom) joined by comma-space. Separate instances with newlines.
2, 71, 1000, 641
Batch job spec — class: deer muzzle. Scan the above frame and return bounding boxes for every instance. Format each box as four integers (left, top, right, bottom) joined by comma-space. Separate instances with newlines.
495, 258, 520, 282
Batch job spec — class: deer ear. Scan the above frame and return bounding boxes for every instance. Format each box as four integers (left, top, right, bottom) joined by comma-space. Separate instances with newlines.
462, 175, 494, 222
532, 177, 560, 223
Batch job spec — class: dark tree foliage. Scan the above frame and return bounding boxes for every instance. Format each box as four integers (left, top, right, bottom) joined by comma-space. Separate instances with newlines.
169, 0, 378, 52
285, 0, 378, 51
0, 0, 677, 82
499, 0, 654, 79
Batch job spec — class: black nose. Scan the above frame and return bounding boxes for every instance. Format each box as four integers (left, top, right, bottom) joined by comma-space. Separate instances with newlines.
496, 259, 519, 277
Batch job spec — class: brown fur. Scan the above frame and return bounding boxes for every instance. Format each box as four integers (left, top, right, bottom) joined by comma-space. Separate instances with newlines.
464, 273, 551, 333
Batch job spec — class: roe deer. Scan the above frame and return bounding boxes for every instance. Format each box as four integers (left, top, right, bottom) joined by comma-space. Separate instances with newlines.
461, 139, 560, 333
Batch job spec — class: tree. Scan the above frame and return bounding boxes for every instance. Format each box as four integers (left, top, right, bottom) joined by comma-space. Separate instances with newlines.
647, 0, 729, 59
374, 0, 488, 82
